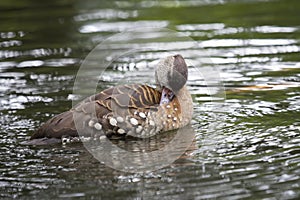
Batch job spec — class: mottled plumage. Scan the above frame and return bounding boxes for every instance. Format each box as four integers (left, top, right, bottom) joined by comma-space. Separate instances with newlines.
30, 54, 193, 142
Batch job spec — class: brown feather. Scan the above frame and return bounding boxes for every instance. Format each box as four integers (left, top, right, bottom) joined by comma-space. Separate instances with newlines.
31, 84, 161, 139
31, 55, 194, 142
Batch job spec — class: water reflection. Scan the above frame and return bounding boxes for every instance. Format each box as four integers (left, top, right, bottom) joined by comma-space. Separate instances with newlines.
84, 125, 196, 173
74, 9, 138, 21
79, 21, 169, 33
0, 47, 72, 59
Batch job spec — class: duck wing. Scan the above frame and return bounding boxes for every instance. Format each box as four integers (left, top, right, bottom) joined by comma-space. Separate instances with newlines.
31, 84, 161, 139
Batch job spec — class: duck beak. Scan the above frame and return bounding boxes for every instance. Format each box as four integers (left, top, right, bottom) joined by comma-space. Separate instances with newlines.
160, 87, 175, 105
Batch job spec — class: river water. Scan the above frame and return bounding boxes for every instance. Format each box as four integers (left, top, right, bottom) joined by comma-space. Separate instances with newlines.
0, 0, 300, 199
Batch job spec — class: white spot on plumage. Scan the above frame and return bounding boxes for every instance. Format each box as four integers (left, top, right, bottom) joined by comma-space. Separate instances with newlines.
167, 114, 172, 118
88, 120, 94, 127
139, 112, 146, 119
173, 117, 177, 121
109, 118, 117, 126
174, 108, 178, 111
117, 128, 126, 134
130, 118, 138, 126
94, 123, 102, 130
62, 137, 69, 145
149, 120, 155, 126
166, 104, 171, 109
99, 135, 106, 141
116, 116, 124, 123
80, 137, 91, 142
136, 126, 142, 133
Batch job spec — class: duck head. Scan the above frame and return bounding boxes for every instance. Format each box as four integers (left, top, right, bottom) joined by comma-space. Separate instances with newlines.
155, 54, 188, 105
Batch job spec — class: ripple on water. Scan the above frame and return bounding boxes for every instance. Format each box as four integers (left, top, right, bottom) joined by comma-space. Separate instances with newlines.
0, 115, 81, 198
0, 47, 72, 59
79, 20, 169, 33
74, 9, 138, 21
0, 0, 300, 199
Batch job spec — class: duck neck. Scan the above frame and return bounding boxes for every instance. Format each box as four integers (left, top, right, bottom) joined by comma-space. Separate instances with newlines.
176, 85, 193, 126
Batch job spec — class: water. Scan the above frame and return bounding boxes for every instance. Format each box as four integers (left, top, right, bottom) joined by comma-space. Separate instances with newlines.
1, 0, 300, 199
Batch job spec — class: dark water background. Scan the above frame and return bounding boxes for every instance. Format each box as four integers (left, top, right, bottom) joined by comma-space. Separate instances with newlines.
0, 0, 300, 199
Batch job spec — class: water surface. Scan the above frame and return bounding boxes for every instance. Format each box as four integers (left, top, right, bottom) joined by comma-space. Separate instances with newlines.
0, 0, 300, 199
